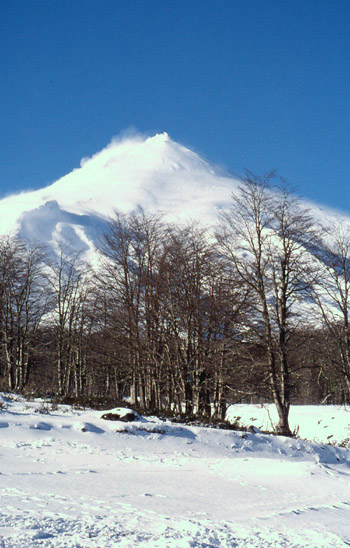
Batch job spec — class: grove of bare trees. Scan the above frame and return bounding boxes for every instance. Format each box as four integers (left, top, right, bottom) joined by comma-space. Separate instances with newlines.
0, 176, 349, 435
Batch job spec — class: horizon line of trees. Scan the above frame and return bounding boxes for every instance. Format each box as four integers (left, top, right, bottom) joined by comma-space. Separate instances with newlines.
1, 174, 350, 435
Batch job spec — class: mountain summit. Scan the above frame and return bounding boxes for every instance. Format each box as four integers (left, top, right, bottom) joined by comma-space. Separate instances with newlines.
0, 133, 238, 261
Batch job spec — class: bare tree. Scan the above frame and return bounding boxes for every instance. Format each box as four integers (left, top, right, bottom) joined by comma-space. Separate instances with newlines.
217, 174, 316, 435
45, 247, 93, 396
313, 225, 350, 400
98, 209, 249, 417
156, 223, 249, 417
99, 208, 166, 408
0, 237, 48, 390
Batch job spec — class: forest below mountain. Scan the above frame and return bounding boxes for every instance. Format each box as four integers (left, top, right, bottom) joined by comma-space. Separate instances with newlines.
1, 175, 350, 436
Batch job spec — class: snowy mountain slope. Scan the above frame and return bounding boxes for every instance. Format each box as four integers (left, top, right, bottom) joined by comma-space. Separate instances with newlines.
1, 394, 350, 547
0, 133, 238, 261
1, 131, 350, 265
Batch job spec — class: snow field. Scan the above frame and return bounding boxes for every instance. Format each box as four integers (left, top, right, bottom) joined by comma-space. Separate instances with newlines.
226, 403, 350, 446
0, 396, 350, 547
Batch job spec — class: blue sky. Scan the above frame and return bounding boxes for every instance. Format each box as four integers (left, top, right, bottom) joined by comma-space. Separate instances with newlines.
1, 0, 349, 211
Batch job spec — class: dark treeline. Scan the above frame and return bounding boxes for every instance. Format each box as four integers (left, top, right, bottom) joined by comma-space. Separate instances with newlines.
0, 175, 350, 435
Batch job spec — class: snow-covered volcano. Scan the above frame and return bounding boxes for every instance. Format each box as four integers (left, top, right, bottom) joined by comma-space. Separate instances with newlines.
0, 133, 238, 261
1, 131, 349, 263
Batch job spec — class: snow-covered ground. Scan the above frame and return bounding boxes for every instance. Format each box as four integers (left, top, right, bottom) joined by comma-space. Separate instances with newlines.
1, 395, 350, 547
226, 403, 350, 446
